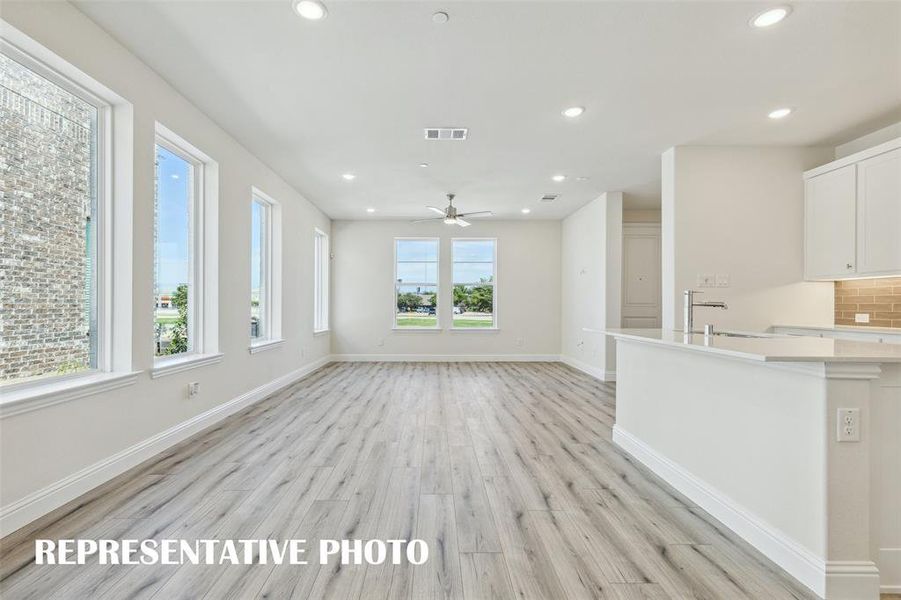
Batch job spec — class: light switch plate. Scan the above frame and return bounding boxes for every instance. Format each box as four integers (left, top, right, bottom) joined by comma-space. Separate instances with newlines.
715, 274, 730, 288
696, 273, 715, 287
855, 313, 870, 324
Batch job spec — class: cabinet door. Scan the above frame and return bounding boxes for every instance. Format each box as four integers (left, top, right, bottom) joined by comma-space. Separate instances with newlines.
856, 148, 901, 276
805, 165, 856, 280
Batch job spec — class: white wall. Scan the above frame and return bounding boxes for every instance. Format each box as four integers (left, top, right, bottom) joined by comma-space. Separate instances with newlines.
330, 220, 561, 359
661, 146, 834, 332
560, 193, 622, 379
0, 2, 330, 530
835, 121, 901, 159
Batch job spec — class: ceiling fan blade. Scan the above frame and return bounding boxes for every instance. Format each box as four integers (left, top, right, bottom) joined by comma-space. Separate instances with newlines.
426, 206, 446, 215
456, 218, 471, 227
411, 217, 444, 223
458, 211, 493, 218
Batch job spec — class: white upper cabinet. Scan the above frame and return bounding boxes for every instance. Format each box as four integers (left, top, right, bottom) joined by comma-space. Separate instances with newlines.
804, 164, 856, 280
804, 139, 901, 280
856, 147, 901, 276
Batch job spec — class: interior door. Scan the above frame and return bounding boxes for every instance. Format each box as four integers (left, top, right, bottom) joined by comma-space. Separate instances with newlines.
622, 223, 662, 328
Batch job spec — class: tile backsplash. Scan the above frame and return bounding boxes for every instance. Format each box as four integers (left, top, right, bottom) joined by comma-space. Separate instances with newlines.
834, 277, 901, 328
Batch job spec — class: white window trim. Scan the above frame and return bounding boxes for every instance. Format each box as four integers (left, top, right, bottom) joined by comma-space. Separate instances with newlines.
150, 352, 224, 379
451, 237, 498, 330
313, 227, 330, 334
248, 339, 285, 354
394, 237, 440, 330
250, 187, 282, 349
0, 23, 136, 413
152, 123, 219, 369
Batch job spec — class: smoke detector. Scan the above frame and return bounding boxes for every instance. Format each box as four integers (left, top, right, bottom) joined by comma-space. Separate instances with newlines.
424, 128, 468, 141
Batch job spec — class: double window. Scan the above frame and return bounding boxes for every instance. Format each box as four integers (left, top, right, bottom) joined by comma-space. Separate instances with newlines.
250, 188, 281, 348
452, 239, 496, 328
394, 238, 439, 329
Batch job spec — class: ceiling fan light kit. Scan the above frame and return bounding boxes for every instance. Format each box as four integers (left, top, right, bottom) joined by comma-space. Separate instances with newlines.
412, 193, 492, 227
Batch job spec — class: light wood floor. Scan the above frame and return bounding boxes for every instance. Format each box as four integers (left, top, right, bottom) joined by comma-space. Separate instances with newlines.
1, 362, 821, 599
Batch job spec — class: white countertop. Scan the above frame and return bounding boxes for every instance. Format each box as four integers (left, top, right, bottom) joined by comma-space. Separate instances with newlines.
771, 323, 901, 335
595, 328, 901, 363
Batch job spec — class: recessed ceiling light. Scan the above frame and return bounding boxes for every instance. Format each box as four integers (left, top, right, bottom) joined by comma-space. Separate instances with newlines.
293, 0, 327, 20
576, 176, 589, 182
432, 11, 449, 24
768, 107, 793, 119
419, 163, 429, 168
552, 174, 566, 182
366, 208, 375, 213
751, 6, 791, 28
562, 106, 584, 118
342, 173, 356, 180
521, 208, 531, 214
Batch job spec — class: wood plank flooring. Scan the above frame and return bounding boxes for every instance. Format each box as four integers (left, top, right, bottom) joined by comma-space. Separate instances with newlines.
0, 362, 819, 599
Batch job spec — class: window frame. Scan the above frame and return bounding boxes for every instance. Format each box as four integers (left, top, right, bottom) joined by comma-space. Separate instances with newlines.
0, 25, 136, 411
313, 227, 330, 334
393, 237, 441, 331
451, 237, 498, 330
248, 187, 282, 352
153, 132, 203, 359
151, 123, 221, 376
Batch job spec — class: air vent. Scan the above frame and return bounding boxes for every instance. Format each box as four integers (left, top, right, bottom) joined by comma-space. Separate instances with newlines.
424, 128, 468, 141
540, 194, 559, 202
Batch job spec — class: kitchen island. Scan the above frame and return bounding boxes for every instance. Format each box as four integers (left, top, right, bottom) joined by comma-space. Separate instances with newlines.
602, 329, 901, 600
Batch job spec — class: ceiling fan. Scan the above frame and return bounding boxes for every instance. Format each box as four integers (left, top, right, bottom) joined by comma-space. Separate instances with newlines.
412, 193, 493, 227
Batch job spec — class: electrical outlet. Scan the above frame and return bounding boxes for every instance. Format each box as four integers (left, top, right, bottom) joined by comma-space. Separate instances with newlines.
715, 274, 730, 288
696, 273, 715, 288
188, 382, 200, 399
836, 408, 860, 442
855, 313, 870, 324
516, 337, 524, 347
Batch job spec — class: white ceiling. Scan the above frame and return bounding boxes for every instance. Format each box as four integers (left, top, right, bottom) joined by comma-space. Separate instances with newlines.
75, 1, 901, 218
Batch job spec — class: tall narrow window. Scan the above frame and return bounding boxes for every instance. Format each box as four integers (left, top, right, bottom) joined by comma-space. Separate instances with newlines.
313, 228, 329, 333
0, 52, 100, 384
250, 197, 269, 341
153, 142, 196, 357
395, 238, 439, 329
452, 239, 496, 328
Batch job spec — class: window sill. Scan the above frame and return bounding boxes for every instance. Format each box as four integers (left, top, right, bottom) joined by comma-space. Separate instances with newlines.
313, 329, 330, 336
151, 353, 224, 379
449, 327, 499, 333
391, 327, 442, 333
249, 339, 285, 354
0, 371, 141, 419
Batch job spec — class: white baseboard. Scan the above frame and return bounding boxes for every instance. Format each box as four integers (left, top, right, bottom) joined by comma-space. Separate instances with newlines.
0, 356, 331, 538
825, 562, 881, 599
559, 354, 614, 381
612, 425, 832, 599
331, 353, 560, 362
878, 548, 901, 593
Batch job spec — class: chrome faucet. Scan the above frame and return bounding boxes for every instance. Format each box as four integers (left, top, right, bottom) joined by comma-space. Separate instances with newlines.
683, 289, 728, 333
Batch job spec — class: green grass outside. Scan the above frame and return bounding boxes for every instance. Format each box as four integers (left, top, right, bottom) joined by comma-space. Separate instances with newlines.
396, 316, 438, 327
452, 318, 494, 328
394, 315, 494, 328
155, 315, 180, 325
